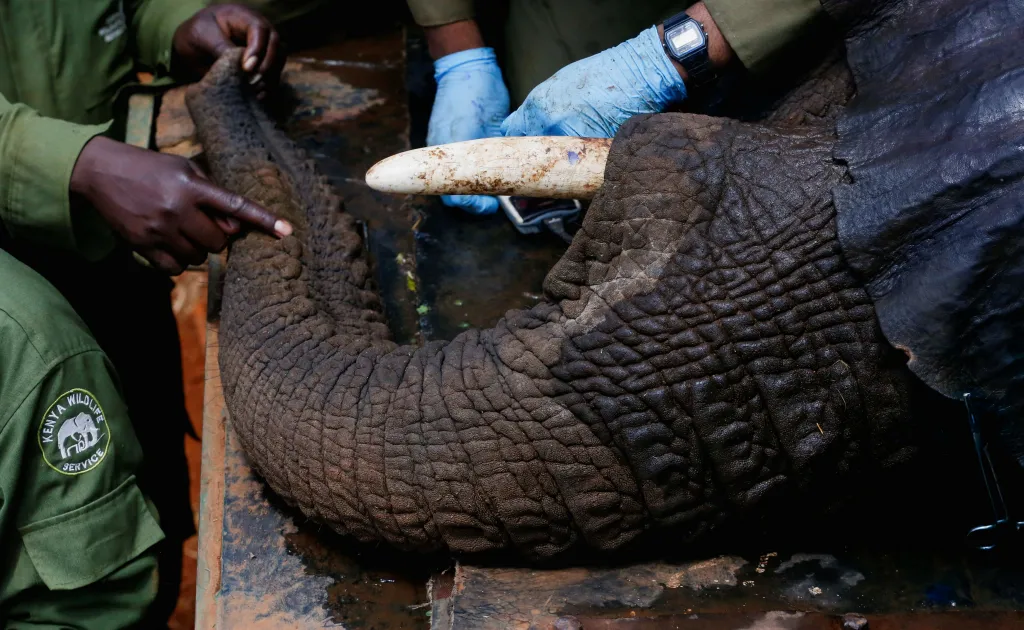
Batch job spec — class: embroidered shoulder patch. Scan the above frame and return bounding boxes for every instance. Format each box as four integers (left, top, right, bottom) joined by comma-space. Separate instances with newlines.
98, 2, 127, 44
38, 389, 111, 476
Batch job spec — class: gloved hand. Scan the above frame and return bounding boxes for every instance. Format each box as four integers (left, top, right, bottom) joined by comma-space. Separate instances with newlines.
501, 26, 687, 138
428, 47, 510, 215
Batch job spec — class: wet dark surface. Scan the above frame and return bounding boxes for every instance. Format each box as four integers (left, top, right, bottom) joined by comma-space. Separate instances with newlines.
195, 6, 1024, 628
638, 549, 1024, 615
271, 6, 571, 345
214, 425, 442, 629
412, 205, 567, 340
403, 23, 568, 341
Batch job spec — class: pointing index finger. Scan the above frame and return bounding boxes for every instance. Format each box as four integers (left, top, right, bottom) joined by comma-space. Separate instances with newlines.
242, 18, 268, 73
193, 179, 292, 238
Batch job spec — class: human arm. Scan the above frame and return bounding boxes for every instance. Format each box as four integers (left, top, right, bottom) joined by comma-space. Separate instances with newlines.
87, 4, 292, 274
4, 548, 159, 630
69, 136, 292, 275
0, 4, 289, 273
128, 0, 208, 74
501, 2, 725, 138
502, 0, 823, 138
703, 0, 825, 75
0, 95, 291, 275
658, 2, 735, 84
170, 4, 285, 94
409, 3, 509, 214
0, 346, 164, 629
0, 93, 114, 261
131, 1, 284, 93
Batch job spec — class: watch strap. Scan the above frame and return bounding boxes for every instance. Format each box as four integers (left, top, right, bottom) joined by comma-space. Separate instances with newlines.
662, 10, 691, 31
662, 12, 715, 88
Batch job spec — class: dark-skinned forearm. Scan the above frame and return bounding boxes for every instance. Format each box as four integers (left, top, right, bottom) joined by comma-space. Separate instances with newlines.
424, 4, 733, 84
425, 19, 485, 60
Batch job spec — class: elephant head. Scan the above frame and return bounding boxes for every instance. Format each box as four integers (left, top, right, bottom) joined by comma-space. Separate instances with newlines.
188, 0, 1024, 558
57, 413, 100, 460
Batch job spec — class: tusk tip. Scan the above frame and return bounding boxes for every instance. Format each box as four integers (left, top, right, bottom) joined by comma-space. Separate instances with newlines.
364, 156, 415, 194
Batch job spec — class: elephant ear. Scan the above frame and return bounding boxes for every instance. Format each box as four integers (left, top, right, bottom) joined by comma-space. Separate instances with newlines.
825, 0, 1024, 425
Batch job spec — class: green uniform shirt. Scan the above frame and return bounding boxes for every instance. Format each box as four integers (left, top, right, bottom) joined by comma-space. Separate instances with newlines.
407, 0, 824, 99
0, 0, 206, 262
0, 250, 164, 629
0, 2, 205, 627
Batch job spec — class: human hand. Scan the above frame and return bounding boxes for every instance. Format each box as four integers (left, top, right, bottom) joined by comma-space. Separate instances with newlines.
70, 137, 291, 275
501, 26, 687, 138
172, 4, 283, 97
428, 48, 510, 215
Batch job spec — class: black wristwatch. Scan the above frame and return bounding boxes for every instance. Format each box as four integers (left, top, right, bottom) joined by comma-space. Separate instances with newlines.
662, 12, 714, 87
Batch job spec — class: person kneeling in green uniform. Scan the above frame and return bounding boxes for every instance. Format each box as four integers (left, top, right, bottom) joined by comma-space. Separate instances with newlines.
0, 2, 290, 627
0, 252, 164, 629
408, 0, 826, 214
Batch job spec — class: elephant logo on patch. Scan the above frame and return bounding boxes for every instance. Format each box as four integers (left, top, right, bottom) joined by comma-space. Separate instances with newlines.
57, 412, 101, 460
38, 388, 111, 476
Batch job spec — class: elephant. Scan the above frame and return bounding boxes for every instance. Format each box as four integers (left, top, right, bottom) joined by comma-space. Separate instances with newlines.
187, 0, 1024, 558
57, 413, 100, 460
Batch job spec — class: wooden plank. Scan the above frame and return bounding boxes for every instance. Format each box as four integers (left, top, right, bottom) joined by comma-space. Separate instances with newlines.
196, 262, 350, 629
195, 320, 226, 630
433, 552, 1024, 630
154, 86, 202, 159
126, 93, 157, 270
195, 328, 346, 628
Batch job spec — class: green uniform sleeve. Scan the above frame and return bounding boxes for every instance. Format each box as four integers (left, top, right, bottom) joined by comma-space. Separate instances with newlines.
704, 0, 825, 74
0, 94, 114, 261
0, 350, 164, 629
407, 0, 475, 27
129, 0, 210, 73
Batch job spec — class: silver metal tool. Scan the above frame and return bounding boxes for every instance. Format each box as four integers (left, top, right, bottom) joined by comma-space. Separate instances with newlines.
963, 393, 1022, 551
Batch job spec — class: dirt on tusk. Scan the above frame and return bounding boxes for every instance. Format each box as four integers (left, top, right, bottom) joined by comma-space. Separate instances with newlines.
364, 136, 612, 199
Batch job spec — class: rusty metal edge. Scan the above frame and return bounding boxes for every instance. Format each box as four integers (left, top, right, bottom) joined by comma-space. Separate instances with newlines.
195, 319, 227, 629
125, 93, 155, 149
428, 569, 456, 630
126, 94, 157, 271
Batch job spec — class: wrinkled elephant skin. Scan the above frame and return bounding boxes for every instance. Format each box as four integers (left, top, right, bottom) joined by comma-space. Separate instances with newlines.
188, 14, 987, 559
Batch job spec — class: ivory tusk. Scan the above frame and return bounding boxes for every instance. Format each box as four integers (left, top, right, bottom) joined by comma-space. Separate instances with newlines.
364, 137, 612, 199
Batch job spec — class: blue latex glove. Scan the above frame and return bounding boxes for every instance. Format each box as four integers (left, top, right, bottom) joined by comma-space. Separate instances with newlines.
428, 47, 510, 215
501, 26, 687, 138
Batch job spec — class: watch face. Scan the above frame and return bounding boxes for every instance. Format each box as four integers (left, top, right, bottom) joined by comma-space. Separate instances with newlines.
667, 21, 704, 57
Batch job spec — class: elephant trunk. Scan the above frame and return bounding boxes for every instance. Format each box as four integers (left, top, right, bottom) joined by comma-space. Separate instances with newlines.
190, 50, 921, 558
188, 51, 646, 556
